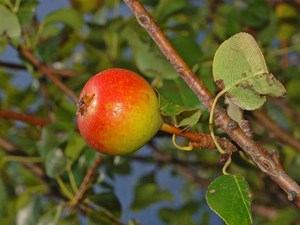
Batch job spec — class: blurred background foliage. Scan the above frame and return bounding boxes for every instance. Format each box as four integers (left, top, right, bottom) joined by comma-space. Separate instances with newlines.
0, 0, 300, 224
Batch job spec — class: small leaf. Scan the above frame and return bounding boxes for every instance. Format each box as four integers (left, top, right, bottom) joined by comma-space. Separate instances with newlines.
159, 95, 201, 128
45, 148, 67, 178
64, 132, 86, 160
42, 8, 83, 31
125, 29, 178, 80
206, 174, 252, 225
36, 125, 61, 158
213, 32, 286, 110
0, 5, 21, 49
157, 78, 200, 107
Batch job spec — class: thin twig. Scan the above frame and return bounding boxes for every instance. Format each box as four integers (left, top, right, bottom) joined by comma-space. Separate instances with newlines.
71, 155, 102, 207
0, 60, 80, 77
123, 0, 300, 207
19, 48, 78, 103
0, 109, 50, 127
0, 61, 26, 70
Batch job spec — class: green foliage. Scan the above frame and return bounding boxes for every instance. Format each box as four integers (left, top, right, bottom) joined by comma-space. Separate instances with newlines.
206, 175, 252, 225
213, 32, 286, 110
0, 5, 21, 50
0, 1, 299, 225
159, 95, 201, 128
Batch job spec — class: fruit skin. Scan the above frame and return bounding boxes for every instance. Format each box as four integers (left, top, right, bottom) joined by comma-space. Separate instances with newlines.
77, 68, 163, 155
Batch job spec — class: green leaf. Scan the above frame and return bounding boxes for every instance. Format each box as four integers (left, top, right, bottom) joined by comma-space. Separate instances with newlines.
157, 78, 200, 107
159, 95, 201, 128
17, 0, 39, 25
36, 125, 61, 158
125, 28, 178, 80
64, 132, 86, 160
213, 32, 286, 110
42, 8, 83, 31
171, 35, 203, 68
155, 0, 188, 22
89, 192, 122, 218
241, 0, 271, 28
0, 4, 21, 49
45, 148, 68, 178
206, 174, 252, 225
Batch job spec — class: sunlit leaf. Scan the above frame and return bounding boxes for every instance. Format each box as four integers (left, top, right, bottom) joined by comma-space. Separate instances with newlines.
213, 32, 286, 110
0, 5, 21, 49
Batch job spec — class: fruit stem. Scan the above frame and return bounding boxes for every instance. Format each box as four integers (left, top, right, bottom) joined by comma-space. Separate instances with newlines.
160, 122, 237, 153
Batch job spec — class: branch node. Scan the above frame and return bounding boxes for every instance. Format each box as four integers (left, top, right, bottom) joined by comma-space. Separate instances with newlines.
257, 156, 278, 176
137, 14, 151, 29
287, 191, 298, 201
226, 120, 238, 130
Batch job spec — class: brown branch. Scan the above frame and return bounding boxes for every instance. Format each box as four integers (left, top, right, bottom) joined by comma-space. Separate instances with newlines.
252, 108, 300, 153
0, 61, 26, 70
0, 109, 50, 127
160, 123, 237, 153
0, 60, 80, 77
123, 0, 300, 207
19, 48, 78, 103
71, 155, 102, 207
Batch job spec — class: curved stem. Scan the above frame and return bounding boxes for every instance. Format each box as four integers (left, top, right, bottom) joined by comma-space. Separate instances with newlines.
171, 134, 193, 151
209, 89, 228, 154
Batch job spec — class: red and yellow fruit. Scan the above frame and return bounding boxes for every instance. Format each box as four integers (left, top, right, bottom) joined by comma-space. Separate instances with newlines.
77, 68, 162, 155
